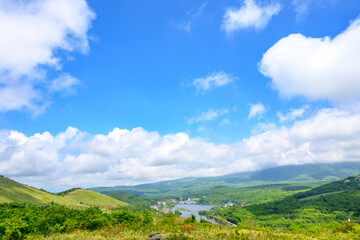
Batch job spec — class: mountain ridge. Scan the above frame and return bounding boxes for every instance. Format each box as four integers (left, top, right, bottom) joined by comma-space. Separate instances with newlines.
90, 162, 360, 197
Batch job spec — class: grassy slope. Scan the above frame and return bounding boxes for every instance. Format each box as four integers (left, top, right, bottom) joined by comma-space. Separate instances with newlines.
0, 175, 65, 204
63, 189, 127, 207
0, 176, 127, 207
90, 162, 360, 197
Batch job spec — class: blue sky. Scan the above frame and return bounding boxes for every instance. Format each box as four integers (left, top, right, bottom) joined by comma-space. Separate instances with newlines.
1, 0, 360, 191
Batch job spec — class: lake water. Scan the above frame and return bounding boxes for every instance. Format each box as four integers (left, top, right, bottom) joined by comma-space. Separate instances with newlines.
172, 204, 216, 224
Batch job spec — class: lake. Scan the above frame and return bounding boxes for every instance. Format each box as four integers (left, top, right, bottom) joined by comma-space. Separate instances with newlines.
172, 204, 216, 224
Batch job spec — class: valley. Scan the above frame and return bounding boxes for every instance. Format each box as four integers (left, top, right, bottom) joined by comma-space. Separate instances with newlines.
1, 163, 360, 239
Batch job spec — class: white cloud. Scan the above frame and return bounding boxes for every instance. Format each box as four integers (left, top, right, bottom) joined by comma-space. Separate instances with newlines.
187, 108, 229, 124
222, 0, 281, 34
0, 0, 95, 113
2, 108, 360, 190
0, 85, 40, 112
49, 73, 81, 95
248, 102, 266, 119
192, 71, 235, 93
259, 16, 360, 103
277, 106, 308, 123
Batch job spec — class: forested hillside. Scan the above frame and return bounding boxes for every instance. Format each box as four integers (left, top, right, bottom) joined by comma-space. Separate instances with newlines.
205, 175, 360, 233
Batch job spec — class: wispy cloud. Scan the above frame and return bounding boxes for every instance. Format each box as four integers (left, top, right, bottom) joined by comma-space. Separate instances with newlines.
277, 106, 309, 123
292, 0, 312, 19
187, 108, 228, 124
251, 122, 277, 135
177, 2, 208, 34
292, 0, 332, 21
222, 0, 281, 34
219, 118, 231, 126
248, 102, 266, 119
192, 71, 235, 94
177, 22, 192, 34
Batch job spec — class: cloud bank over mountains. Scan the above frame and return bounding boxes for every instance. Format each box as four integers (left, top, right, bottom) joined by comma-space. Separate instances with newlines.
2, 107, 360, 190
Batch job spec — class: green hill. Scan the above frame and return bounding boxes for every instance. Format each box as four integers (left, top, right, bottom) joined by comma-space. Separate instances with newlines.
90, 162, 360, 197
62, 189, 127, 207
0, 176, 127, 207
246, 174, 360, 217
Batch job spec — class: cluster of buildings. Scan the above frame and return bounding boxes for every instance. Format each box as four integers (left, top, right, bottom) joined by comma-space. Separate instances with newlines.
177, 198, 198, 204
223, 202, 251, 208
344, 178, 360, 183
149, 205, 171, 213
149, 198, 200, 211
224, 202, 234, 207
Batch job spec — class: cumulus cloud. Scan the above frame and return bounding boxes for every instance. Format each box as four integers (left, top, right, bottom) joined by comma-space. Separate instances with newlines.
222, 0, 281, 34
2, 108, 360, 190
0, 0, 95, 113
259, 16, 360, 103
248, 102, 266, 119
277, 106, 308, 123
187, 108, 229, 124
192, 71, 235, 94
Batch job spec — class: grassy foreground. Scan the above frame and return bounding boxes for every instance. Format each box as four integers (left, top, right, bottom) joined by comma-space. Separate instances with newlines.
42, 228, 316, 240
40, 224, 357, 240
1, 203, 360, 240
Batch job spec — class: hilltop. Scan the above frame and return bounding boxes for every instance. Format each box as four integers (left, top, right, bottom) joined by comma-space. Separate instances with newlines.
0, 176, 127, 207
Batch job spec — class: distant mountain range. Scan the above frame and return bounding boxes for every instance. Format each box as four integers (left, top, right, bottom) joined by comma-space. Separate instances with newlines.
0, 175, 127, 207
90, 162, 360, 197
